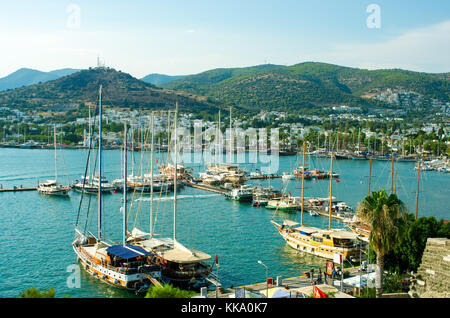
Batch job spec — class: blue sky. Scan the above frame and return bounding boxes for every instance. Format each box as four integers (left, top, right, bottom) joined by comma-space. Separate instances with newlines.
0, 0, 449, 77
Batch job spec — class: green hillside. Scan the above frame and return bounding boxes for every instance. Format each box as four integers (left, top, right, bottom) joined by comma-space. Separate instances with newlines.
162, 62, 450, 112
0, 67, 220, 114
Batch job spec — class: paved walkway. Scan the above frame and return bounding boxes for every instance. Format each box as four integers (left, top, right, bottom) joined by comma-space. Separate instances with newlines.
207, 267, 364, 298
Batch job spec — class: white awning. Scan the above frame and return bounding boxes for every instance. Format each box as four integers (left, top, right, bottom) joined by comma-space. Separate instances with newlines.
161, 247, 212, 263
283, 220, 300, 227
298, 226, 319, 234
330, 230, 359, 239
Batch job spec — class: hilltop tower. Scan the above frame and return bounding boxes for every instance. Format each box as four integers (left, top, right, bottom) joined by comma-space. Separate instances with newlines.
96, 56, 105, 69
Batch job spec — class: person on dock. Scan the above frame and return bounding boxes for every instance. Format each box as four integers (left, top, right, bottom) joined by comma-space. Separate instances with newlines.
324, 268, 328, 284
316, 269, 322, 284
309, 268, 315, 285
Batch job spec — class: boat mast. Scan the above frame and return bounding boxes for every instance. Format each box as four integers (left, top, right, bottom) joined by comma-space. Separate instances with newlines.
150, 111, 155, 237
216, 110, 221, 165
358, 128, 360, 152
300, 142, 306, 226
415, 160, 421, 219
390, 155, 395, 194
98, 84, 103, 241
123, 122, 128, 246
336, 131, 339, 152
368, 156, 372, 196
317, 133, 319, 151
229, 106, 232, 164
173, 103, 178, 244
54, 124, 57, 182
88, 104, 91, 148
131, 122, 134, 177
328, 152, 333, 230
394, 171, 398, 194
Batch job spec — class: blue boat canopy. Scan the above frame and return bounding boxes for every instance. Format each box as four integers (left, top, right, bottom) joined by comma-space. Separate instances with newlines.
106, 244, 151, 259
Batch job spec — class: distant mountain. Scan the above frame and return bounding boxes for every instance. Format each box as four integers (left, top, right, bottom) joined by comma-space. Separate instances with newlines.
0, 67, 220, 113
141, 73, 188, 85
163, 62, 449, 112
0, 68, 81, 92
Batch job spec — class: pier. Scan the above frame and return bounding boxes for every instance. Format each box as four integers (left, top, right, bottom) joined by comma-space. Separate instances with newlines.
246, 174, 282, 180
316, 209, 345, 221
0, 186, 37, 192
184, 181, 228, 194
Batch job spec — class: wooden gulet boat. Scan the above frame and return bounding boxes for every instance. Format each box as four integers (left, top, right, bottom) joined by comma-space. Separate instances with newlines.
126, 108, 214, 289
72, 87, 160, 293
271, 150, 362, 262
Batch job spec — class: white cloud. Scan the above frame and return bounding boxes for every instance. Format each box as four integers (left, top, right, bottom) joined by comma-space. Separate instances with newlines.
306, 20, 450, 73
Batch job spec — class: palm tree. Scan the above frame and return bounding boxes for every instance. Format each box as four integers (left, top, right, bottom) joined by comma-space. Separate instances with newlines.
356, 189, 406, 298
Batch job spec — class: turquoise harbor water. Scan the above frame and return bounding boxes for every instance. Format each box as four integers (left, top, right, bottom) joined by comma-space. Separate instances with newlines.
0, 147, 448, 298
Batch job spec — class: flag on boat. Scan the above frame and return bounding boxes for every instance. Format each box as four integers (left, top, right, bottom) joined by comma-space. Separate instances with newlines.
314, 286, 328, 298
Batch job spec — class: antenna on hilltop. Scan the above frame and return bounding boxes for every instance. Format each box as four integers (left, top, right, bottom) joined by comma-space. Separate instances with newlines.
97, 56, 105, 69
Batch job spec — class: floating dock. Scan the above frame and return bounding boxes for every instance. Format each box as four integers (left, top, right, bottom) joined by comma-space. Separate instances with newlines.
315, 209, 345, 221
0, 187, 37, 192
246, 174, 282, 180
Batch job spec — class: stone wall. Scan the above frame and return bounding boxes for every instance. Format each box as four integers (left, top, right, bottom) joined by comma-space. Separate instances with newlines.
409, 238, 450, 298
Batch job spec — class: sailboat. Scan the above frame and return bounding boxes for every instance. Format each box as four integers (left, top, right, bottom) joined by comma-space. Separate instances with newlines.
37, 124, 71, 196
72, 111, 114, 194
127, 107, 213, 289
271, 151, 362, 262
72, 86, 160, 293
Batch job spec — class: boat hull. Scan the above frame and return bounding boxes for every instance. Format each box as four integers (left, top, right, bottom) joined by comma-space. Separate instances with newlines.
265, 203, 299, 211
38, 188, 70, 196
271, 222, 361, 261
73, 244, 156, 292
225, 194, 253, 202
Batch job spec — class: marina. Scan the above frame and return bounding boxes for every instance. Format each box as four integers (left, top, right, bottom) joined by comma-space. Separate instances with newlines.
0, 144, 448, 298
